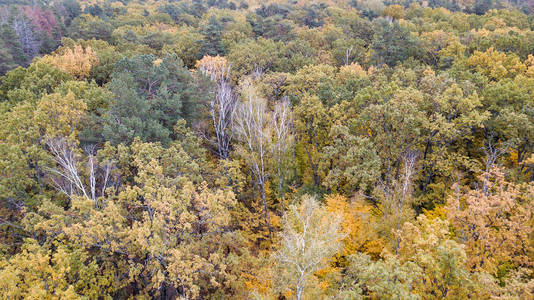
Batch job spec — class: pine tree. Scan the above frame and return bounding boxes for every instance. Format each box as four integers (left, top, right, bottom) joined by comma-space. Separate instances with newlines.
201, 15, 225, 57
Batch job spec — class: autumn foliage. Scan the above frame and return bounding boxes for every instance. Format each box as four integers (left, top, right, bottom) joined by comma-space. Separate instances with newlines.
0, 0, 533, 299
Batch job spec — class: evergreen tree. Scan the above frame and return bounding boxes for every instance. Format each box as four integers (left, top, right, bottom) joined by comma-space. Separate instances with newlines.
0, 24, 27, 68
371, 18, 420, 67
201, 15, 225, 57
0, 44, 16, 76
102, 54, 205, 145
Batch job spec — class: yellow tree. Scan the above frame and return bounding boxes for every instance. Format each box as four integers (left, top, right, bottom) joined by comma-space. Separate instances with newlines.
397, 215, 477, 298
196, 55, 230, 82
34, 91, 87, 141
0, 240, 113, 299
382, 5, 405, 20
466, 47, 526, 80
61, 140, 235, 298
41, 45, 99, 80
325, 194, 384, 259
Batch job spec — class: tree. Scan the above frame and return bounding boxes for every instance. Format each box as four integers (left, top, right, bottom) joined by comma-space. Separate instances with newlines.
481, 76, 534, 180
397, 215, 478, 298
197, 55, 237, 159
233, 79, 273, 241
103, 54, 204, 145
227, 38, 291, 80
274, 195, 343, 300
0, 24, 26, 72
14, 137, 238, 298
44, 136, 116, 206
474, 0, 493, 14
20, 6, 57, 36
271, 96, 293, 215
201, 15, 225, 57
322, 123, 381, 195
0, 85, 89, 256
417, 70, 488, 204
57, 38, 121, 86
332, 38, 368, 66
163, 27, 204, 68
293, 94, 330, 187
371, 18, 419, 67
374, 150, 419, 253
354, 87, 426, 215
420, 30, 457, 66
66, 15, 113, 42
340, 214, 491, 299
11, 15, 41, 63
284, 64, 337, 106
382, 5, 405, 20
0, 60, 71, 105
49, 80, 113, 145
0, 240, 108, 299
34, 91, 87, 141
324, 194, 384, 258
40, 44, 99, 80
343, 253, 421, 299
446, 168, 534, 274
0, 44, 16, 76
466, 47, 525, 81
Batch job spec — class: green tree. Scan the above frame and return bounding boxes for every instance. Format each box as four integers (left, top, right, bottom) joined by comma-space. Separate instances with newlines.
0, 60, 71, 105
371, 18, 420, 67
343, 253, 421, 299
322, 123, 381, 195
0, 45, 16, 76
201, 15, 225, 57
0, 24, 26, 73
103, 54, 205, 145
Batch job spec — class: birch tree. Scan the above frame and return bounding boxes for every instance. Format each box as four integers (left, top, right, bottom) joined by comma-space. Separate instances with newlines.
11, 15, 40, 62
44, 136, 116, 207
375, 149, 419, 254
272, 96, 293, 215
197, 55, 237, 159
275, 195, 343, 300
233, 79, 274, 241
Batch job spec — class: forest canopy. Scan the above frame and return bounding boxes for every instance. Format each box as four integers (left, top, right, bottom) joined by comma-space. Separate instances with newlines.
0, 0, 533, 299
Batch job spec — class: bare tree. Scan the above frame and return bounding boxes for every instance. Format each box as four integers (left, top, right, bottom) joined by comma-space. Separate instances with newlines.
482, 136, 512, 195
401, 150, 418, 199
344, 45, 353, 66
45, 136, 115, 207
199, 60, 237, 159
483, 139, 511, 174
11, 15, 41, 63
0, 7, 9, 24
377, 149, 419, 254
272, 96, 293, 215
233, 81, 273, 242
275, 195, 343, 300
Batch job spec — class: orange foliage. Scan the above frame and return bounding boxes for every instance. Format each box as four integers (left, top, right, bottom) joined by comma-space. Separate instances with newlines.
446, 168, 534, 274
337, 63, 367, 81
325, 194, 384, 259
